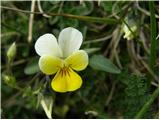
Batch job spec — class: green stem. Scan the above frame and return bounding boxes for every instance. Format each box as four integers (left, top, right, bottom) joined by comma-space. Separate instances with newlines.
149, 1, 157, 71
135, 87, 159, 119
1, 6, 118, 24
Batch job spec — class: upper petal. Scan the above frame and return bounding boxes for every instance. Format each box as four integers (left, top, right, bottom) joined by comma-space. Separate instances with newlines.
58, 27, 83, 58
39, 55, 63, 75
35, 33, 62, 57
65, 50, 88, 71
51, 68, 82, 92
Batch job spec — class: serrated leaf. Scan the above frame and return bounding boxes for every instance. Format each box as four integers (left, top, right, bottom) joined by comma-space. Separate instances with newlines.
24, 57, 39, 75
89, 55, 121, 74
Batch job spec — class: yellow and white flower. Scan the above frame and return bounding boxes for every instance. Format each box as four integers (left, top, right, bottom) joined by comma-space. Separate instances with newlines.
122, 18, 138, 41
35, 27, 88, 93
123, 24, 137, 40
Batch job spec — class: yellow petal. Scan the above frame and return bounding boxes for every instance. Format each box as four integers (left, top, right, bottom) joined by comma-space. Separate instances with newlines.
51, 68, 82, 92
39, 55, 62, 75
65, 50, 88, 71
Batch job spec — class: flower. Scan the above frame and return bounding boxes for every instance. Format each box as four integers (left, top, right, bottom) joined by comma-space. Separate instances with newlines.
122, 24, 137, 40
35, 27, 88, 93
122, 17, 138, 41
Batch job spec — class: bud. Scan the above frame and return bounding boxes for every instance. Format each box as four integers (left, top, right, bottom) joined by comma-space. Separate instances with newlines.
7, 42, 17, 62
2, 74, 16, 87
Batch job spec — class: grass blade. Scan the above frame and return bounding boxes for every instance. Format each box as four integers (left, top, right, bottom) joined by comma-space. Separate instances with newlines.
135, 87, 159, 119
149, 1, 158, 71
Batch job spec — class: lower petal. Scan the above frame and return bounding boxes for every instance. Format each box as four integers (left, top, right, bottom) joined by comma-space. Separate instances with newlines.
51, 68, 82, 93
51, 70, 67, 93
67, 68, 83, 91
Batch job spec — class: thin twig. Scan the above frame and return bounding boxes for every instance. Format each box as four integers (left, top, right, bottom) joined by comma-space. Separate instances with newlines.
1, 32, 19, 38
1, 59, 28, 69
83, 34, 112, 45
28, 0, 36, 43
110, 27, 122, 59
136, 1, 159, 19
139, 29, 150, 54
151, 81, 158, 87
114, 50, 122, 69
98, 0, 101, 6
109, 27, 123, 68
79, 0, 83, 5
37, 0, 51, 18
138, 56, 158, 82
105, 82, 116, 106
1, 6, 118, 24
103, 28, 120, 56
88, 23, 107, 30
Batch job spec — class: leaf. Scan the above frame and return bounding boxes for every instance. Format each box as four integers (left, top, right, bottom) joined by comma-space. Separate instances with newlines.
22, 86, 32, 98
101, 1, 113, 12
69, 1, 94, 15
89, 55, 121, 74
149, 1, 158, 71
40, 94, 53, 119
24, 57, 39, 75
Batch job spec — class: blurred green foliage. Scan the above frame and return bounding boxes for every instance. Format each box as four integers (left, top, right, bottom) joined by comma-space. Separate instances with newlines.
1, 1, 159, 119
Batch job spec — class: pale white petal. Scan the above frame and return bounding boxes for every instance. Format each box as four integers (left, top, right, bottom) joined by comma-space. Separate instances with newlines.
58, 27, 83, 58
35, 33, 62, 57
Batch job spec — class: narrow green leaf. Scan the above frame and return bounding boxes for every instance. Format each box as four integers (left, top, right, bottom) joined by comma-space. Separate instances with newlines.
69, 15, 118, 24
89, 55, 121, 74
135, 87, 159, 119
149, 1, 157, 71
